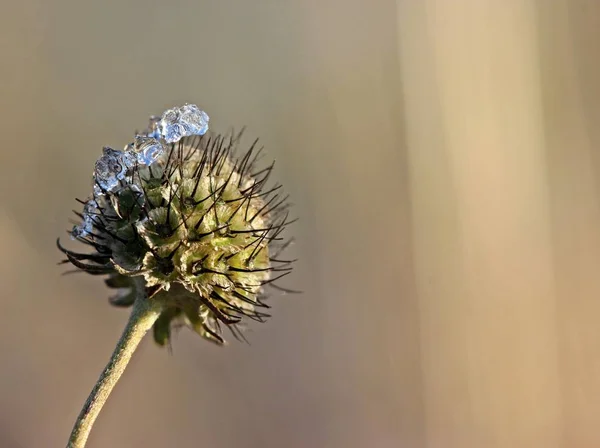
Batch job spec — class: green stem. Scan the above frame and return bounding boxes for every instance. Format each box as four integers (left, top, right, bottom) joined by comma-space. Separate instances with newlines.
67, 280, 163, 448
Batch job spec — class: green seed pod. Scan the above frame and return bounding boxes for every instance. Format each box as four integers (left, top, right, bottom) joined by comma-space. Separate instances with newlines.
59, 129, 295, 346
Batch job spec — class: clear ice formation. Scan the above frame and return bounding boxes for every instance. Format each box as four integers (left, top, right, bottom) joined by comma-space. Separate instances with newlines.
71, 200, 100, 239
158, 104, 209, 143
94, 147, 129, 192
74, 104, 209, 239
178, 103, 210, 136
132, 136, 164, 165
92, 104, 209, 195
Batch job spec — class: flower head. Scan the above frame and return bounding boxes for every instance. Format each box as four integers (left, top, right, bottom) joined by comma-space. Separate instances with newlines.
59, 105, 295, 345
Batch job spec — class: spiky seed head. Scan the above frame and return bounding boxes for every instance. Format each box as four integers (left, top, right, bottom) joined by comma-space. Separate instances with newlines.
59, 108, 295, 346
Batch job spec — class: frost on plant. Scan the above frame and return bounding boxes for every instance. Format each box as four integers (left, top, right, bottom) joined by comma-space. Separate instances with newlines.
59, 104, 296, 345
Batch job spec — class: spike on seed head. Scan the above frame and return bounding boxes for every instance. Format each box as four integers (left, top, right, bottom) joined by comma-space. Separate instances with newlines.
59, 105, 296, 346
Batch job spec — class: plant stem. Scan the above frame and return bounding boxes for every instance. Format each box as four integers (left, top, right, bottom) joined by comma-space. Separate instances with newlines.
67, 280, 163, 448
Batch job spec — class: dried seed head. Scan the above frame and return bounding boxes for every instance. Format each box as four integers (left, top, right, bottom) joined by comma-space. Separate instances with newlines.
58, 105, 296, 346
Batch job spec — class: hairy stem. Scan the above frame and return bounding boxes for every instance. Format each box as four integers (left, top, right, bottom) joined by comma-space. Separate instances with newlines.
67, 280, 163, 448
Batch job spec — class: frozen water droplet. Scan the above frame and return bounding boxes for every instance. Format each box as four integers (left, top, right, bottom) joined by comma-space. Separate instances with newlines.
95, 160, 120, 191
94, 182, 104, 197
94, 147, 128, 192
71, 200, 98, 240
132, 136, 165, 165
83, 200, 99, 218
123, 152, 137, 169
179, 104, 209, 136
104, 146, 136, 169
159, 108, 184, 143
158, 104, 210, 143
71, 224, 88, 240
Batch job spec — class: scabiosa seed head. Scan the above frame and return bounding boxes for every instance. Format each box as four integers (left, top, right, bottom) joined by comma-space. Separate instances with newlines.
59, 104, 296, 346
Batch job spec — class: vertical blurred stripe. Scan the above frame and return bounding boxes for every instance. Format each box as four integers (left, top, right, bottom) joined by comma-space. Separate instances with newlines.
398, 0, 562, 446
539, 0, 600, 446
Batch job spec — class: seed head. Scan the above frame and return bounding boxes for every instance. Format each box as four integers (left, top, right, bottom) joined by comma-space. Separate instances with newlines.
59, 105, 296, 346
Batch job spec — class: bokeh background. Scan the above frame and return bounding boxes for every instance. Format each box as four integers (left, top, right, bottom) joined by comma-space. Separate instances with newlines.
1, 0, 600, 447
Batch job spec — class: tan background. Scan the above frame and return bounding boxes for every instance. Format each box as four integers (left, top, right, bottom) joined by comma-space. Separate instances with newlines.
1, 0, 600, 447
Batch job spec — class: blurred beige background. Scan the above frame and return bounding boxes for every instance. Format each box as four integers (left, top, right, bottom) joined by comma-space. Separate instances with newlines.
1, 0, 600, 447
